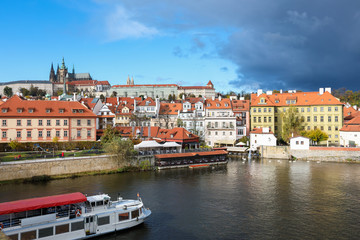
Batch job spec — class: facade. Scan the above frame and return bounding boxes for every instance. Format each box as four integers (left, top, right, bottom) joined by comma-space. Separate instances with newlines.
231, 98, 250, 139
135, 97, 160, 118
340, 115, 360, 147
177, 81, 216, 98
290, 136, 310, 150
250, 88, 343, 144
0, 80, 53, 97
0, 95, 97, 142
250, 127, 277, 148
152, 102, 182, 129
204, 97, 236, 147
178, 98, 205, 139
114, 97, 141, 126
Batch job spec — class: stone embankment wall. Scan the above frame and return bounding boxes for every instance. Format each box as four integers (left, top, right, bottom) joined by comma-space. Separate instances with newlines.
261, 146, 360, 162
260, 146, 291, 159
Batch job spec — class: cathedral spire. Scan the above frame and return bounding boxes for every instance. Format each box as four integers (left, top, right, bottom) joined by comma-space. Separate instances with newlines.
72, 64, 75, 75
131, 76, 134, 85
127, 75, 130, 85
61, 57, 66, 70
49, 62, 56, 82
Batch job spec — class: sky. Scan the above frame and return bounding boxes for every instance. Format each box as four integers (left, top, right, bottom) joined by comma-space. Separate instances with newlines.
1, 0, 360, 93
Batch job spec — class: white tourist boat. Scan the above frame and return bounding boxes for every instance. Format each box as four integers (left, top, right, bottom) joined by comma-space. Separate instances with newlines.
0, 192, 151, 239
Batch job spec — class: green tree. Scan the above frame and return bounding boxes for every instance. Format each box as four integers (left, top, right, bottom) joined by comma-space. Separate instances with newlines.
238, 136, 249, 145
19, 88, 30, 97
177, 118, 184, 127
3, 86, 13, 98
110, 91, 117, 97
168, 94, 173, 101
179, 93, 186, 99
101, 126, 119, 145
281, 106, 303, 142
103, 136, 135, 167
301, 129, 328, 144
9, 140, 21, 151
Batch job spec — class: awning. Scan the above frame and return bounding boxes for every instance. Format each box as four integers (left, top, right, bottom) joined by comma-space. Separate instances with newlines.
134, 140, 163, 150
214, 140, 235, 145
0, 192, 87, 215
162, 142, 182, 148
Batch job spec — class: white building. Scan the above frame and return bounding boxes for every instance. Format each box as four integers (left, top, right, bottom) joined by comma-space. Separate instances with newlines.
178, 98, 206, 139
340, 115, 360, 147
204, 97, 236, 147
290, 136, 310, 150
250, 127, 277, 148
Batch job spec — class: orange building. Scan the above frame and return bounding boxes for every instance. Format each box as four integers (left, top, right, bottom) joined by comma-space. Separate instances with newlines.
0, 95, 97, 142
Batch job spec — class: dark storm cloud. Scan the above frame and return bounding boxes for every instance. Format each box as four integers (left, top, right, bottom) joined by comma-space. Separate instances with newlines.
102, 0, 360, 91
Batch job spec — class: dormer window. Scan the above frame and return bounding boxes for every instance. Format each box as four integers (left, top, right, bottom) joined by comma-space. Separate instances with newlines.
2, 108, 8, 113
28, 108, 34, 113
225, 104, 229, 107
170, 134, 174, 138
216, 104, 220, 107
72, 109, 77, 113
79, 109, 84, 113
17, 108, 23, 113
59, 109, 64, 113
46, 108, 51, 113
207, 104, 211, 107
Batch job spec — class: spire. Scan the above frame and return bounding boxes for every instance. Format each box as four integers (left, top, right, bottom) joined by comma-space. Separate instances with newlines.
61, 57, 66, 69
131, 76, 134, 85
49, 62, 56, 82
72, 64, 75, 75
127, 75, 130, 85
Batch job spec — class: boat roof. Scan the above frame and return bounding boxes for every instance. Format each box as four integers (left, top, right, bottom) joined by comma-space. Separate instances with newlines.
86, 194, 110, 202
0, 192, 87, 215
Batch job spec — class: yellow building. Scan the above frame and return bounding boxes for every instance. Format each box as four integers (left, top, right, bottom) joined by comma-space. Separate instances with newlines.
0, 95, 97, 142
250, 88, 343, 144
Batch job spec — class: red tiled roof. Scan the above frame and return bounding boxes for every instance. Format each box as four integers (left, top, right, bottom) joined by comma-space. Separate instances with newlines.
159, 103, 182, 115
137, 97, 156, 106
340, 114, 360, 132
80, 98, 98, 110
112, 84, 178, 88
155, 150, 227, 159
250, 127, 274, 134
205, 98, 232, 109
67, 80, 97, 86
251, 91, 343, 107
156, 127, 199, 142
96, 81, 110, 85
178, 86, 212, 90
0, 95, 96, 118
231, 99, 250, 111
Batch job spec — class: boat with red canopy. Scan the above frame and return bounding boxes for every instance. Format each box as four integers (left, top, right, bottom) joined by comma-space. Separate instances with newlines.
0, 192, 151, 239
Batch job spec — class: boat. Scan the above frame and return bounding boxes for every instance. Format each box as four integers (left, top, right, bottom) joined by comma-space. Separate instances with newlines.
0, 192, 151, 239
189, 164, 210, 168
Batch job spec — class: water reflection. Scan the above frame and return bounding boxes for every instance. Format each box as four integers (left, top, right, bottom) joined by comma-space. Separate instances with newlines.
0, 159, 359, 239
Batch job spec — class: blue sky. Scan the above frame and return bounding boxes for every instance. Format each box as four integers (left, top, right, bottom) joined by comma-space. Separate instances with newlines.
1, 0, 360, 93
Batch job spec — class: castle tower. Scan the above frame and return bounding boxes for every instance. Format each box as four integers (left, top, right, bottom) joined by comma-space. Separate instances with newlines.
49, 63, 56, 82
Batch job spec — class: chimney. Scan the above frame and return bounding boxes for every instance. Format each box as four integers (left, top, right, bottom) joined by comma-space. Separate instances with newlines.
212, 96, 215, 100
280, 89, 283, 94
73, 93, 76, 101
240, 97, 244, 100
148, 125, 151, 137
266, 91, 273, 95
219, 95, 222, 101
325, 87, 331, 94
134, 100, 137, 111
257, 89, 263, 96
117, 97, 119, 104
319, 88, 324, 95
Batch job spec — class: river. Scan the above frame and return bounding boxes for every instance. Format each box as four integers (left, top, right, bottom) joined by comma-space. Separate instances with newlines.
1, 158, 359, 240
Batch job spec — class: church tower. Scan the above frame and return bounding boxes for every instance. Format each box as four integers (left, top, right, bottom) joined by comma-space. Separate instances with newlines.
57, 58, 68, 84
49, 63, 56, 82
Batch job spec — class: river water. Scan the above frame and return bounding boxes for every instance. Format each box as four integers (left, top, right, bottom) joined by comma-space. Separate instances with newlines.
0, 158, 359, 240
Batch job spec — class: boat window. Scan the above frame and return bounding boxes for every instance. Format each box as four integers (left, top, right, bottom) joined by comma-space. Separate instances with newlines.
131, 209, 139, 219
21, 230, 36, 240
55, 224, 69, 234
27, 209, 41, 217
96, 201, 104, 206
91, 202, 96, 207
71, 221, 84, 231
38, 227, 54, 238
98, 216, 110, 226
140, 208, 142, 214
119, 212, 129, 221
7, 234, 18, 240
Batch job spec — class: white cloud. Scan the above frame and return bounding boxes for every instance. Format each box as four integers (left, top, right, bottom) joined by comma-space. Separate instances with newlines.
105, 5, 159, 40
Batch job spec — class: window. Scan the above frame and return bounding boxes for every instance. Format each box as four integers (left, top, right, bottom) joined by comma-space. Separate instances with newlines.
2, 131, 6, 138
39, 227, 53, 238
28, 108, 34, 113
335, 126, 338, 131
301, 141, 304, 145
17, 120, 21, 126
39, 119, 43, 126
2, 120, 6, 126
307, 116, 310, 122
47, 131, 51, 137
1, 108, 7, 113
71, 221, 84, 231
77, 130, 81, 137
98, 216, 110, 226
264, 108, 267, 112
64, 131, 68, 137
328, 126, 331, 131
301, 108, 304, 112
215, 131, 218, 136
335, 116, 338, 122
238, 129, 244, 135
335, 135, 338, 138
258, 117, 261, 123
328, 116, 331, 122
328, 107, 331, 111
269, 117, 272, 122
17, 108, 23, 113
64, 120, 68, 126
47, 120, 51, 126
307, 126, 310, 130
87, 130, 91, 137
27, 131, 31, 138
314, 116, 317, 122
296, 141, 299, 145
55, 224, 69, 235
329, 135, 332, 138
39, 131, 43, 138
275, 108, 278, 113
314, 126, 317, 130
223, 131, 225, 135
46, 109, 51, 113
264, 117, 267, 123
275, 117, 278, 123
77, 120, 81, 126
258, 108, 261, 112
59, 109, 64, 113
87, 120, 91, 126
253, 117, 257, 123
119, 213, 129, 221
307, 108, 310, 112
314, 107, 317, 112
230, 132, 232, 135
21, 231, 36, 240
335, 107, 338, 112
56, 120, 60, 126
320, 107, 324, 112
17, 131, 21, 138
131, 210, 140, 219
320, 116, 324, 122
56, 131, 60, 137
321, 126, 324, 130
